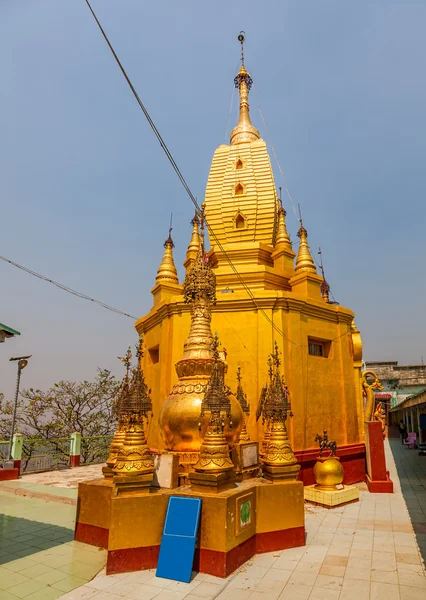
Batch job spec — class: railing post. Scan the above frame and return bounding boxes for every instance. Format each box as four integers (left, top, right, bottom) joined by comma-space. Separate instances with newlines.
11, 433, 24, 476
70, 432, 81, 467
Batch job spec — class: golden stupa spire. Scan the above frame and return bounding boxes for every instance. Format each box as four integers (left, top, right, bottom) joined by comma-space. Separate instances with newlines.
156, 219, 179, 285
180, 226, 216, 361
318, 247, 330, 303
275, 189, 292, 249
230, 33, 260, 146
295, 220, 317, 274
184, 211, 201, 274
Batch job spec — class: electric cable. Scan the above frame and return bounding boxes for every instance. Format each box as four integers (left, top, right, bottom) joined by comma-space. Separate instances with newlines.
0, 255, 137, 320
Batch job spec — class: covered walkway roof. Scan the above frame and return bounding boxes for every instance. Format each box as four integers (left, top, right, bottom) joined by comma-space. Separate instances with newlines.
0, 322, 20, 342
389, 387, 426, 412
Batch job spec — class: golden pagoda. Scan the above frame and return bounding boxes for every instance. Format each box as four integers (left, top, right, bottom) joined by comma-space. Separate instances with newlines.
136, 36, 366, 485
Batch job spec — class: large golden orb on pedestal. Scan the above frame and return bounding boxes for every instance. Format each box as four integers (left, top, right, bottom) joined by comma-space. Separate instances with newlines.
159, 358, 243, 452
313, 456, 344, 490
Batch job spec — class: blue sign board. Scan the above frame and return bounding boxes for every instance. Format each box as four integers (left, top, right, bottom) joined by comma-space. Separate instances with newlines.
156, 496, 202, 583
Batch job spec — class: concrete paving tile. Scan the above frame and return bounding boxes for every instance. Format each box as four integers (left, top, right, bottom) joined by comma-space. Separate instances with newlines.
314, 573, 344, 591
58, 559, 104, 579
273, 556, 299, 571
189, 581, 224, 598
25, 588, 64, 600
309, 588, 341, 600
344, 566, 371, 581
151, 591, 186, 600
1, 591, 29, 600
159, 579, 201, 595
52, 575, 91, 593
127, 583, 164, 599
287, 569, 318, 587
347, 557, 372, 570
371, 569, 398, 584
293, 561, 321, 575
58, 587, 102, 599
370, 581, 400, 600
319, 563, 346, 577
6, 578, 45, 598
3, 557, 38, 572
371, 559, 397, 572
323, 554, 348, 567
89, 592, 126, 600
277, 582, 313, 599
236, 564, 268, 578
396, 552, 421, 564
34, 568, 69, 585
397, 572, 426, 589
214, 590, 252, 600
340, 577, 370, 599
399, 585, 426, 600
396, 544, 420, 555
143, 576, 175, 589
225, 573, 261, 590
0, 571, 30, 590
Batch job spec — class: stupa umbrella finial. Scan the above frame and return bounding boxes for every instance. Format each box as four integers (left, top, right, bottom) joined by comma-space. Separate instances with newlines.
230, 32, 260, 145
156, 218, 179, 285
295, 217, 317, 274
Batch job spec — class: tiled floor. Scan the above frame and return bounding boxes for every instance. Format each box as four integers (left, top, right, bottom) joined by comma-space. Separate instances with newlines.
58, 439, 426, 600
389, 436, 426, 565
0, 491, 106, 599
0, 439, 424, 599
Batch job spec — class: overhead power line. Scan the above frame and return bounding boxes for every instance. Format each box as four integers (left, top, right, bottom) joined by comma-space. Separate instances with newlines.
0, 255, 137, 320
83, 0, 312, 347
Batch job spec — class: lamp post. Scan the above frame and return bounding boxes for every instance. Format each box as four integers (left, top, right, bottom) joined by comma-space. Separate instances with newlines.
8, 355, 31, 460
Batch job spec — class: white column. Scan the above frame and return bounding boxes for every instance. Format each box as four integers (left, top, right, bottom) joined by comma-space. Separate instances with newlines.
410, 408, 414, 433
417, 407, 423, 444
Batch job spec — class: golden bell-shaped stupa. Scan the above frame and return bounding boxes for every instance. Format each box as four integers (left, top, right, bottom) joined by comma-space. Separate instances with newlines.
159, 228, 242, 455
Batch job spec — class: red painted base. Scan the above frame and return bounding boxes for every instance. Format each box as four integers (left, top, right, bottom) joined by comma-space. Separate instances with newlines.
70, 455, 81, 468
296, 443, 366, 486
366, 473, 394, 493
74, 522, 109, 549
107, 546, 160, 575
0, 468, 19, 481
105, 526, 306, 578
256, 526, 305, 554
365, 422, 393, 493
13, 460, 21, 477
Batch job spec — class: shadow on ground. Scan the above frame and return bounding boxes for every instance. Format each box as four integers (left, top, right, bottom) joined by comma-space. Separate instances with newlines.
389, 436, 426, 565
0, 513, 74, 564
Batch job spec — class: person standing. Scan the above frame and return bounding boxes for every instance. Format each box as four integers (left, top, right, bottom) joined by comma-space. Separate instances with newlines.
399, 419, 408, 444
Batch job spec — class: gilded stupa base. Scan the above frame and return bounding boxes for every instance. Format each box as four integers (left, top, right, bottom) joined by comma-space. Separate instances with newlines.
262, 463, 300, 482
102, 465, 113, 479
74, 475, 305, 578
112, 472, 154, 497
304, 484, 359, 508
189, 469, 236, 494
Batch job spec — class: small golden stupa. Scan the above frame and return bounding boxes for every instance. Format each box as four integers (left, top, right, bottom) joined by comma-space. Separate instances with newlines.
158, 225, 242, 474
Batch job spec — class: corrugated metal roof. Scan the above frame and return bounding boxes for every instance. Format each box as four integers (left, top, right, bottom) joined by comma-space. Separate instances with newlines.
0, 322, 21, 336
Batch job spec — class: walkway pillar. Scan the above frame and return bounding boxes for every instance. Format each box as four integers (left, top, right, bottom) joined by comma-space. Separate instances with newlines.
417, 407, 423, 444
70, 432, 81, 467
11, 433, 24, 476
410, 408, 414, 433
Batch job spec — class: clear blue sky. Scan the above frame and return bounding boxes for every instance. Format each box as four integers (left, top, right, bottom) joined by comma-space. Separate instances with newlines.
1, 1, 426, 401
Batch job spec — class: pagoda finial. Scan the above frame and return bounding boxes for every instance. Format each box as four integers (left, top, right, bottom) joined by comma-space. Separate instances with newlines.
275, 188, 292, 248
295, 213, 317, 274
156, 217, 179, 285
184, 211, 201, 274
230, 33, 260, 145
318, 247, 330, 303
